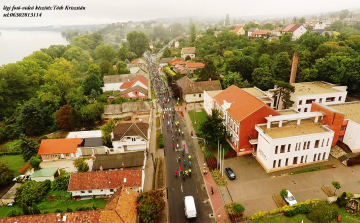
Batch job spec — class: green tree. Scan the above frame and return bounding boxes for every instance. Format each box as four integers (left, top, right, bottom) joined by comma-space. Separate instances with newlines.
251, 68, 275, 90
0, 162, 15, 185
162, 48, 170, 58
73, 158, 89, 172
100, 119, 116, 147
87, 64, 101, 78
56, 105, 73, 131
331, 181, 341, 195
190, 23, 196, 43
30, 203, 41, 215
232, 203, 245, 214
52, 175, 70, 191
80, 103, 103, 128
137, 190, 165, 223
95, 44, 116, 61
15, 180, 51, 206
40, 45, 69, 59
29, 156, 41, 170
272, 52, 292, 82
306, 202, 338, 223
7, 210, 22, 217
280, 189, 288, 204
100, 60, 112, 76
116, 61, 129, 74
17, 102, 45, 136
70, 108, 82, 131
127, 31, 149, 57
199, 109, 227, 146
339, 9, 350, 20
83, 73, 102, 95
258, 54, 272, 68
198, 59, 220, 81
272, 80, 295, 109
19, 134, 39, 162
42, 69, 75, 105
222, 72, 246, 88
238, 56, 255, 81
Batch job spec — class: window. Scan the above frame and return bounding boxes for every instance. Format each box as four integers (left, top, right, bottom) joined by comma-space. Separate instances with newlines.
307, 141, 310, 149
293, 157, 298, 165
127, 137, 131, 139
275, 146, 278, 154
51, 154, 54, 158
46, 155, 49, 158
88, 190, 92, 193
110, 189, 114, 192
339, 96, 342, 101
319, 98, 322, 103
326, 97, 335, 102
132, 138, 136, 141
305, 155, 308, 163
280, 145, 285, 153
66, 153, 69, 156
199, 94, 201, 97
273, 160, 276, 168
306, 99, 315, 104
295, 143, 298, 151
81, 191, 85, 193
298, 108, 301, 112
299, 100, 302, 105
326, 138, 330, 146
100, 190, 103, 192
285, 158, 289, 166
322, 139, 324, 147
278, 159, 281, 167
287, 144, 291, 152
318, 153, 321, 161
303, 142, 307, 150
300, 156, 304, 163
315, 140, 319, 148
304, 108, 308, 112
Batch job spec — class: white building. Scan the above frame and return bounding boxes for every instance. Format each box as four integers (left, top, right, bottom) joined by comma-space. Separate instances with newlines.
282, 24, 307, 40
314, 21, 326, 30
102, 74, 140, 92
203, 90, 223, 115
174, 41, 179, 48
255, 112, 334, 172
247, 27, 259, 37
181, 47, 196, 60
271, 81, 347, 112
68, 169, 143, 199
111, 122, 149, 153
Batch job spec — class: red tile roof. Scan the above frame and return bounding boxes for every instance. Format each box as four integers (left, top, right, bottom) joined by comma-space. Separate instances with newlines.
186, 62, 205, 69
130, 58, 145, 64
37, 138, 82, 155
233, 26, 243, 32
120, 75, 148, 89
68, 169, 142, 191
169, 58, 187, 66
213, 85, 278, 122
251, 29, 270, 36
282, 24, 302, 32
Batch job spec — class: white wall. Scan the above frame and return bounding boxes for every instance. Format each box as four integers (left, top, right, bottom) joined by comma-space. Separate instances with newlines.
112, 136, 147, 153
185, 93, 203, 103
291, 91, 347, 112
103, 83, 123, 92
256, 125, 334, 171
343, 120, 360, 152
131, 81, 148, 90
203, 91, 214, 115
293, 25, 307, 39
314, 22, 326, 30
181, 53, 195, 60
71, 187, 141, 198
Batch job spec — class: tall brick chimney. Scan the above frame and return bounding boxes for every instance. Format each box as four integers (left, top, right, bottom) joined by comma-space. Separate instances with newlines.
290, 52, 299, 84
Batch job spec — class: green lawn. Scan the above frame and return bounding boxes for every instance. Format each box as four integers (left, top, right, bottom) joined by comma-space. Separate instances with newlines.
0, 140, 21, 152
0, 155, 26, 176
188, 109, 207, 134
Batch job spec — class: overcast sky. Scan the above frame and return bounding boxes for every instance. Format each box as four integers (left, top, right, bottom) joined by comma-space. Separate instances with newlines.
1, 0, 359, 27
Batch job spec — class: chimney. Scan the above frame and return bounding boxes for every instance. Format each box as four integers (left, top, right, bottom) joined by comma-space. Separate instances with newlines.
289, 52, 299, 84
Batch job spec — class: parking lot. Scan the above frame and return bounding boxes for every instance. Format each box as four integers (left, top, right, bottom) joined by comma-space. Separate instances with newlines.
224, 155, 360, 216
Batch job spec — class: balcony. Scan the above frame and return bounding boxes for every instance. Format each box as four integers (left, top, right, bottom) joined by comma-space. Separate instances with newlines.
122, 141, 146, 146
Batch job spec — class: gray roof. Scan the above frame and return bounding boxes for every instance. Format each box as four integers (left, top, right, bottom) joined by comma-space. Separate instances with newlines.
83, 138, 103, 147
103, 74, 138, 84
92, 152, 145, 170
104, 102, 151, 115
248, 27, 258, 32
159, 57, 175, 64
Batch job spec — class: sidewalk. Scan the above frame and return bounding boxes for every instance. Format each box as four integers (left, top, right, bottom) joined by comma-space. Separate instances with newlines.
180, 105, 229, 222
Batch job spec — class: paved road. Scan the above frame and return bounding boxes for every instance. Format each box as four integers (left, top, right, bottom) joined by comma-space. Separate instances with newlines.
145, 53, 213, 222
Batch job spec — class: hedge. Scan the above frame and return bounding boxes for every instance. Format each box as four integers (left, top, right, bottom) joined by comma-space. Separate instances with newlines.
164, 66, 176, 76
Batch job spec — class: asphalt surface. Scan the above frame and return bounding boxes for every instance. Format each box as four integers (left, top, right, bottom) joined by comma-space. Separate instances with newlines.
144, 51, 213, 223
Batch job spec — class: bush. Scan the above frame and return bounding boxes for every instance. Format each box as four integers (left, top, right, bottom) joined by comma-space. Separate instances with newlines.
296, 203, 312, 214
73, 158, 89, 172
212, 169, 227, 186
52, 175, 70, 191
29, 156, 41, 169
284, 209, 298, 217
306, 202, 338, 223
66, 207, 73, 212
346, 192, 353, 198
159, 133, 164, 148
7, 210, 22, 217
15, 180, 51, 205
55, 209, 63, 213
233, 203, 245, 214
37, 135, 48, 144
336, 192, 347, 207
249, 211, 268, 221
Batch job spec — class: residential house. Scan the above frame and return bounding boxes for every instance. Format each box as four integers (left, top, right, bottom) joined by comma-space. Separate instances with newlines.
272, 81, 347, 113
282, 24, 307, 40
212, 85, 280, 155
255, 112, 334, 172
67, 130, 107, 156
102, 101, 151, 120
149, 43, 153, 50
92, 151, 146, 170
232, 25, 245, 36
38, 138, 83, 161
312, 29, 335, 36
30, 168, 60, 182
112, 122, 149, 153
312, 102, 360, 153
250, 29, 270, 39
102, 74, 145, 92
203, 90, 223, 115
314, 21, 326, 30
270, 27, 282, 37
68, 169, 143, 198
181, 47, 196, 60
176, 76, 221, 103
343, 17, 360, 26
0, 187, 139, 223
131, 58, 146, 65
185, 62, 205, 74
174, 41, 179, 48
159, 57, 175, 67
169, 58, 187, 66
115, 75, 149, 99
247, 27, 259, 37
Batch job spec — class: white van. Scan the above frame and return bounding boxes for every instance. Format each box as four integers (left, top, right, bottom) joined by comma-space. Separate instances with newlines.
184, 196, 197, 218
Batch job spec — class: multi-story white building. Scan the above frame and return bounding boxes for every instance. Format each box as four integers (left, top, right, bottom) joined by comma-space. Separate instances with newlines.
111, 122, 149, 153
255, 112, 334, 172
271, 81, 347, 112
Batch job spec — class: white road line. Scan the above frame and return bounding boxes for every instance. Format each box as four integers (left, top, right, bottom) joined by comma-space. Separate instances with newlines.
181, 183, 183, 193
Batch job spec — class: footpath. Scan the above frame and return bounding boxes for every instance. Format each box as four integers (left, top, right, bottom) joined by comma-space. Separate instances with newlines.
177, 104, 228, 222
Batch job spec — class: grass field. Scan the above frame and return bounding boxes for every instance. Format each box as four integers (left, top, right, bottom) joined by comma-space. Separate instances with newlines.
0, 155, 26, 176
188, 109, 207, 134
0, 140, 21, 152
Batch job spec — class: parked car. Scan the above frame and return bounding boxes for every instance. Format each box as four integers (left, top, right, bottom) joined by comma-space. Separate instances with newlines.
284, 190, 297, 206
7, 202, 14, 207
225, 167, 236, 180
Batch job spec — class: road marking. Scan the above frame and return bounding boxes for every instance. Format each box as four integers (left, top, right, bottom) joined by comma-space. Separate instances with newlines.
181, 183, 183, 193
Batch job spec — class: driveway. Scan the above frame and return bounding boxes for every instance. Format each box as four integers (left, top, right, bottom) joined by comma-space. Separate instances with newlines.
40, 159, 93, 173
224, 155, 360, 216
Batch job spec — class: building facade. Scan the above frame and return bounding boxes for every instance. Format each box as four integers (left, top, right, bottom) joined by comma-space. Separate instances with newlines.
111, 122, 149, 153
181, 47, 196, 60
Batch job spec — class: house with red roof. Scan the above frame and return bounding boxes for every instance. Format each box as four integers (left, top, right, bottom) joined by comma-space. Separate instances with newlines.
282, 24, 307, 40
68, 169, 143, 198
232, 25, 245, 36
212, 85, 279, 155
115, 75, 149, 99
37, 138, 83, 161
169, 58, 187, 66
250, 29, 270, 39
149, 42, 153, 50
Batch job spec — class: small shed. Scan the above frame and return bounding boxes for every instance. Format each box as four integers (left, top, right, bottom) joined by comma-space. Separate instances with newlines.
31, 168, 60, 182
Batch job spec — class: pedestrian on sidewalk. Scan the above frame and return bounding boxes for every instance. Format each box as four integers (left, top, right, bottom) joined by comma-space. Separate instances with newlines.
203, 163, 206, 169
211, 186, 214, 195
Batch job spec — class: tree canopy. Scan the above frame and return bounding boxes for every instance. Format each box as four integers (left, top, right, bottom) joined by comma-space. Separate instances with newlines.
127, 31, 149, 57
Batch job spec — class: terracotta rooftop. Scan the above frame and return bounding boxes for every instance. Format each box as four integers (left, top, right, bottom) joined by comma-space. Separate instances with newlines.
120, 75, 148, 89
68, 169, 142, 191
112, 122, 149, 141
292, 82, 346, 95
37, 138, 82, 155
259, 119, 330, 139
329, 102, 360, 124
103, 74, 139, 84
131, 58, 146, 64
283, 24, 302, 32
186, 62, 205, 69
176, 76, 221, 94
251, 29, 270, 35
214, 85, 278, 122
181, 47, 195, 54
242, 87, 267, 97
233, 26, 243, 32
